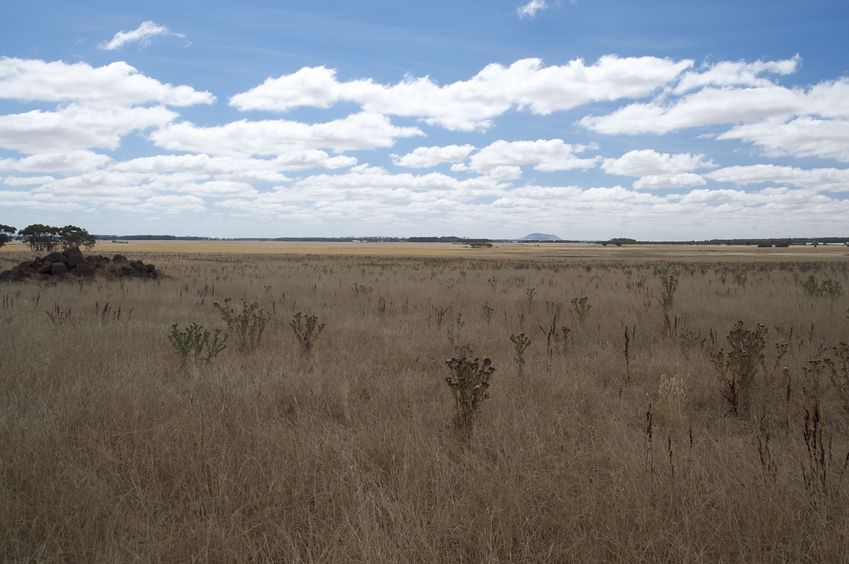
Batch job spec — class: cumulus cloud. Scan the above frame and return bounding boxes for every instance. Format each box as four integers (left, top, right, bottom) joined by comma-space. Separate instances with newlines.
672, 56, 801, 94
150, 112, 423, 156
517, 0, 548, 18
99, 21, 184, 51
579, 56, 849, 165
3, 50, 849, 237
0, 57, 214, 106
602, 149, 714, 176
0, 104, 176, 153
718, 117, 849, 162
392, 145, 475, 168
601, 149, 714, 189
581, 85, 802, 134
230, 56, 693, 131
215, 166, 508, 223
113, 154, 289, 184
138, 194, 205, 214
112, 151, 355, 182
707, 164, 849, 191
576, 67, 849, 162
468, 139, 599, 179
2, 175, 56, 186
0, 150, 112, 174
632, 173, 706, 190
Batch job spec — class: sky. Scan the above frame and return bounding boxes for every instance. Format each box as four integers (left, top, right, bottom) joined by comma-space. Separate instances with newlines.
1, 0, 849, 239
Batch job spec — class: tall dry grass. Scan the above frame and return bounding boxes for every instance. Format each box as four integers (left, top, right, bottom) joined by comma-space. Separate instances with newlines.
1, 250, 849, 561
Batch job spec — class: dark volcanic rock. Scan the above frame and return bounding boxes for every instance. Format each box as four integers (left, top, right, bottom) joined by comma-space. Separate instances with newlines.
0, 247, 159, 282
75, 263, 95, 276
62, 247, 84, 267
50, 262, 68, 275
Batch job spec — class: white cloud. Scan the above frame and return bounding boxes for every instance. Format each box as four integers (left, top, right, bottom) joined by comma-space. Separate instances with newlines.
112, 151, 354, 183
392, 145, 475, 168
216, 167, 508, 223
633, 173, 706, 190
112, 154, 287, 184
602, 149, 714, 176
707, 164, 849, 191
468, 139, 599, 179
718, 117, 849, 162
173, 180, 258, 198
138, 194, 205, 214
580, 64, 849, 164
517, 0, 548, 18
673, 56, 801, 94
601, 149, 713, 188
99, 21, 184, 51
230, 56, 693, 131
2, 175, 56, 186
0, 104, 176, 153
3, 51, 849, 238
0, 57, 213, 106
581, 86, 802, 134
0, 150, 112, 173
149, 111, 423, 156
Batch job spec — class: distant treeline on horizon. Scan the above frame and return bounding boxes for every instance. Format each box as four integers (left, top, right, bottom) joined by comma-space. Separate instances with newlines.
93, 235, 849, 245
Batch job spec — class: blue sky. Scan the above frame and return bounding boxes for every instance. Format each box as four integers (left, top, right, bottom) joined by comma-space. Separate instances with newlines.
2, 0, 849, 239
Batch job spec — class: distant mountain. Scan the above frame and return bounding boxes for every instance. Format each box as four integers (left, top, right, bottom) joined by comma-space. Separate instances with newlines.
520, 233, 562, 241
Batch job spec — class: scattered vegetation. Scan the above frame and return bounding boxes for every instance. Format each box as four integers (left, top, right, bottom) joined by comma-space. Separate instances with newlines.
2, 249, 848, 560
167, 322, 228, 367
289, 312, 325, 355
444, 355, 495, 435
213, 297, 270, 353
510, 332, 531, 376
570, 295, 591, 323
710, 321, 767, 416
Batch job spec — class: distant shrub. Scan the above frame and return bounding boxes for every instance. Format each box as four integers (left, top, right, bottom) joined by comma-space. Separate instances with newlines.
801, 275, 843, 305
290, 312, 325, 355
711, 321, 767, 416
571, 296, 591, 324
213, 298, 270, 353
510, 332, 531, 376
445, 355, 495, 434
167, 322, 227, 367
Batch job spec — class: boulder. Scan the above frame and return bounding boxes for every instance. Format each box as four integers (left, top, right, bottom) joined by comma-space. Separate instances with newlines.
75, 262, 95, 276
62, 247, 83, 267
50, 262, 68, 275
0, 249, 158, 282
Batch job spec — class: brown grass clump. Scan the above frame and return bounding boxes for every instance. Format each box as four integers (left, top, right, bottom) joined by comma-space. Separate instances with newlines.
1, 247, 849, 561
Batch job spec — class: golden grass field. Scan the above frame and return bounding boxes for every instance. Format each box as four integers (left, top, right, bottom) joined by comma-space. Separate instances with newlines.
2, 242, 849, 562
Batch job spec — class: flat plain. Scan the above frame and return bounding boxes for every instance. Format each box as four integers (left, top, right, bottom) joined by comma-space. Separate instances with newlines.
1, 242, 849, 562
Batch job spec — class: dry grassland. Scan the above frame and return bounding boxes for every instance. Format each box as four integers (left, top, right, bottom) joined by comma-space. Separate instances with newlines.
2, 243, 849, 562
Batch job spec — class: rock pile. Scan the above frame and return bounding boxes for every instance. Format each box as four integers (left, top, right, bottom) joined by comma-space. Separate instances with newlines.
0, 247, 158, 281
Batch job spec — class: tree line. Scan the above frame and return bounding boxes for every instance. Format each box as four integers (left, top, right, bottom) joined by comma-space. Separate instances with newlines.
0, 224, 96, 252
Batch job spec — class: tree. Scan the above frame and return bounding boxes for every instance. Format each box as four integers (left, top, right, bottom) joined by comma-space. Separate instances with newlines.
59, 225, 96, 250
0, 224, 15, 248
18, 224, 61, 252
17, 224, 96, 252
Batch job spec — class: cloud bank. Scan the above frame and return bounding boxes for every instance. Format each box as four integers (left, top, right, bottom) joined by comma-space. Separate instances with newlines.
1, 52, 848, 238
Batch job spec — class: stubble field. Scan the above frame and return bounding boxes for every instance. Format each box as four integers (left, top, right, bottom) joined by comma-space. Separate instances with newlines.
1, 242, 849, 562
